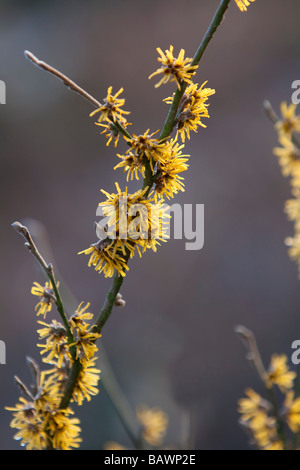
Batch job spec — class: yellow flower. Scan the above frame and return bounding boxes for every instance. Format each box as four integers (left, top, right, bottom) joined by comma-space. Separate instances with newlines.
235, 0, 255, 12
249, 413, 280, 450
285, 192, 300, 231
291, 164, 300, 189
47, 408, 82, 450
71, 357, 100, 406
37, 319, 70, 368
136, 405, 168, 447
114, 152, 146, 181
34, 372, 62, 410
149, 45, 198, 90
95, 120, 131, 147
275, 102, 300, 136
124, 129, 170, 170
67, 302, 101, 364
78, 243, 129, 278
164, 81, 215, 108
273, 134, 300, 178
104, 441, 127, 450
79, 183, 170, 277
12, 417, 48, 450
69, 301, 94, 331
90, 86, 130, 124
264, 440, 284, 451
238, 388, 270, 421
31, 281, 56, 318
70, 327, 100, 365
154, 137, 189, 201
177, 99, 210, 142
265, 354, 296, 392
237, 389, 282, 450
6, 397, 38, 429
5, 372, 64, 449
164, 82, 215, 142
284, 392, 300, 433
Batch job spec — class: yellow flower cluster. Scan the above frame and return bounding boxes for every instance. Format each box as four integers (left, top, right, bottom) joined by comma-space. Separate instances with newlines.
83, 46, 215, 278
5, 283, 100, 449
136, 404, 169, 446
272, 103, 300, 277
238, 354, 297, 450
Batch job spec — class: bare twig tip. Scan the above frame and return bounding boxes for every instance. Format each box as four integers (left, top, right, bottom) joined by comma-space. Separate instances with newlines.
234, 325, 251, 339
11, 221, 23, 231
11, 221, 28, 237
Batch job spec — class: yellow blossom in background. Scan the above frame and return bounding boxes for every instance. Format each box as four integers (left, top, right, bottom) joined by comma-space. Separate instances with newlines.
249, 413, 282, 450
276, 102, 300, 137
235, 0, 255, 12
90, 86, 130, 125
31, 281, 56, 318
273, 134, 300, 178
291, 164, 300, 189
104, 441, 127, 450
136, 405, 168, 447
237, 388, 270, 421
265, 440, 284, 451
284, 392, 300, 433
265, 354, 296, 392
285, 191, 300, 232
238, 389, 282, 450
149, 45, 198, 90
272, 102, 300, 279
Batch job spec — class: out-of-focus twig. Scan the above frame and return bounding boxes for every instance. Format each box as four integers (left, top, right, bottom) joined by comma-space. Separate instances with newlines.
235, 325, 267, 382
263, 99, 300, 150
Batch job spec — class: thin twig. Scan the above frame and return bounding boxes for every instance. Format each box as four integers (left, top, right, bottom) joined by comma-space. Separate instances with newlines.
235, 325, 267, 382
24, 50, 132, 141
24, 50, 101, 108
263, 100, 280, 125
11, 221, 73, 344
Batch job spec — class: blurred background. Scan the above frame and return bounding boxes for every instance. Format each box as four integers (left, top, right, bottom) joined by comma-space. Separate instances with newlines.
1, 0, 300, 450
